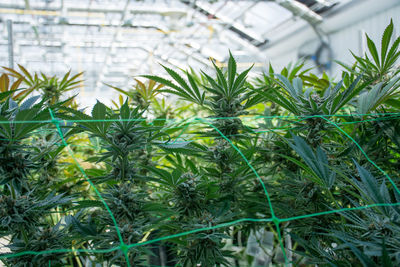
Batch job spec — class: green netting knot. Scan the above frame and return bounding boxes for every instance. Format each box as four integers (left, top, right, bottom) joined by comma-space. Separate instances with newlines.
272, 216, 280, 225
120, 244, 129, 253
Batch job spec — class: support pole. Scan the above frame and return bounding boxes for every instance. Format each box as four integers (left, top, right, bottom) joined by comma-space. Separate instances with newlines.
7, 19, 14, 70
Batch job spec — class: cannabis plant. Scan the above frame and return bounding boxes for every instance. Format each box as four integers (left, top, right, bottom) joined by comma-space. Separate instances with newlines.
144, 52, 262, 135
3, 65, 83, 105
106, 78, 164, 110
1, 19, 399, 267
0, 96, 51, 191
338, 19, 400, 83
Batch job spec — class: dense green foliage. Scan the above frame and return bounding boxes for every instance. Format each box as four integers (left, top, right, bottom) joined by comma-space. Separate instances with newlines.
0, 21, 399, 267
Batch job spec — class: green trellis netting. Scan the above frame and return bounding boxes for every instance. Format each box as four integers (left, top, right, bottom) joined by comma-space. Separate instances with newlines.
1, 110, 400, 267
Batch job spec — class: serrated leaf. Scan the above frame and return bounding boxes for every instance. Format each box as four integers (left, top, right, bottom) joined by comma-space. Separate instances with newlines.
20, 95, 41, 110
366, 34, 380, 67
0, 73, 9, 92
91, 100, 107, 119
381, 19, 393, 67
227, 51, 237, 94
159, 140, 192, 148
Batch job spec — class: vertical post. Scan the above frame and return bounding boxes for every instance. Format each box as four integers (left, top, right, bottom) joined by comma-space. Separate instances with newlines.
359, 29, 366, 57
7, 19, 14, 70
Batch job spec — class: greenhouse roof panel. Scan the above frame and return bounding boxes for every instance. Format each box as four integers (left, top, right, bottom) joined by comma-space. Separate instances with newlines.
0, 0, 356, 103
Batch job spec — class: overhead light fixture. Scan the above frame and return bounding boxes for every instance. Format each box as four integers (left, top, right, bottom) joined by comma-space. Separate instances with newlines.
276, 0, 323, 24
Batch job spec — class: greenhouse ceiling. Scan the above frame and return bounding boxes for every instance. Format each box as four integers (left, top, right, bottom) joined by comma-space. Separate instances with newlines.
0, 0, 351, 101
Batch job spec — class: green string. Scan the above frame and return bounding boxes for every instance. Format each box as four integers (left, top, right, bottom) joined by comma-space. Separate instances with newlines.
319, 116, 400, 195
279, 202, 400, 222
0, 218, 272, 260
47, 108, 131, 267
0, 112, 398, 124
194, 118, 289, 265
1, 112, 399, 266
1, 113, 397, 145
128, 218, 273, 249
195, 119, 276, 216
166, 118, 194, 145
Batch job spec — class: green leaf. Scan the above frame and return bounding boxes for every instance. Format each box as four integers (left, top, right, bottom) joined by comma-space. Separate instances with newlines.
142, 75, 178, 92
276, 74, 300, 101
201, 71, 225, 96
159, 140, 192, 149
382, 239, 393, 267
59, 70, 71, 88
73, 200, 103, 209
381, 19, 393, 67
366, 34, 380, 67
162, 65, 191, 92
186, 71, 204, 105
278, 153, 323, 186
104, 83, 130, 97
248, 86, 298, 114
331, 74, 365, 114
385, 98, 400, 109
344, 241, 376, 267
384, 36, 400, 70
211, 60, 228, 93
0, 90, 17, 101
143, 69, 203, 105
17, 64, 35, 85
287, 135, 335, 188
70, 216, 98, 236
227, 51, 237, 95
232, 66, 252, 98
354, 161, 387, 205
91, 101, 107, 120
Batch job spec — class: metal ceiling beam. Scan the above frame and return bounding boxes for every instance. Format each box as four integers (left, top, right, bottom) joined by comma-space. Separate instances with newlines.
0, 4, 188, 18
295, 0, 338, 14
20, 21, 168, 31
180, 0, 269, 48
